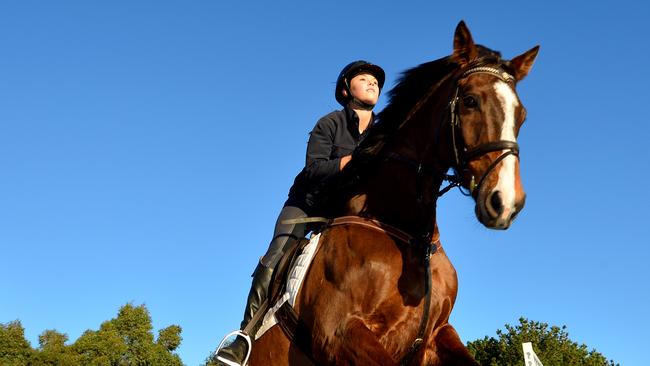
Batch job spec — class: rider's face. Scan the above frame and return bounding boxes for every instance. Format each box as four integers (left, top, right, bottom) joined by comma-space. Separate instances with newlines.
347, 73, 379, 106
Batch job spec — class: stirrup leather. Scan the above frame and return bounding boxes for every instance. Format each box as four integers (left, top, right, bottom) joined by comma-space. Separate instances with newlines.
214, 330, 252, 366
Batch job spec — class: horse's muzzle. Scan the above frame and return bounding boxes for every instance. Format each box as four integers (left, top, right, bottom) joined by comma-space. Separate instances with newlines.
476, 189, 526, 230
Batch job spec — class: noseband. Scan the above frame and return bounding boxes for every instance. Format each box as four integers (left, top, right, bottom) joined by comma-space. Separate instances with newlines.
446, 66, 520, 196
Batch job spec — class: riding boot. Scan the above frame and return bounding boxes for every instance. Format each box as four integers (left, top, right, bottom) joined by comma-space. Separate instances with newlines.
215, 262, 274, 365
241, 262, 274, 330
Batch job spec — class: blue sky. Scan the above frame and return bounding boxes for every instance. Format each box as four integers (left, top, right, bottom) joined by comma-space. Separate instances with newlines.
1, 1, 648, 365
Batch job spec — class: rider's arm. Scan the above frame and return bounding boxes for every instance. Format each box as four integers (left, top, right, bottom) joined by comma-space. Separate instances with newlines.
303, 116, 343, 182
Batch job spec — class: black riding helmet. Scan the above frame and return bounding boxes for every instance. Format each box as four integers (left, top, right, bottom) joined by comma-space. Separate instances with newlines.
335, 60, 386, 107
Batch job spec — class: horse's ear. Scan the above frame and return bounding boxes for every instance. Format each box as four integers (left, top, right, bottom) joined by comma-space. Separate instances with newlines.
453, 20, 478, 66
509, 45, 540, 81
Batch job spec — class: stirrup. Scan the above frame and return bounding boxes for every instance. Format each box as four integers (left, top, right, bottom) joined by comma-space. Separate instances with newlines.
214, 330, 252, 366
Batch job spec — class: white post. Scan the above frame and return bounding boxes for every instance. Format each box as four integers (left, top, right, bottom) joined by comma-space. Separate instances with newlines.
522, 342, 544, 366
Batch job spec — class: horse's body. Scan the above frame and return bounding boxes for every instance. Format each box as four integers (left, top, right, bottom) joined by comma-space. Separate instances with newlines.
248, 21, 538, 365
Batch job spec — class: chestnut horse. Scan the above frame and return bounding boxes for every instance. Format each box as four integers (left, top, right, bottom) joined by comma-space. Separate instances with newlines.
249, 21, 539, 365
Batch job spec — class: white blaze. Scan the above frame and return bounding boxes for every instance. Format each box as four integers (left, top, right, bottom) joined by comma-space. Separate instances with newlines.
493, 81, 519, 216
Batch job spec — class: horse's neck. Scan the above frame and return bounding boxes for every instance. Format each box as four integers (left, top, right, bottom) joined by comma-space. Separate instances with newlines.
345, 95, 456, 236
344, 151, 448, 237
344, 169, 436, 235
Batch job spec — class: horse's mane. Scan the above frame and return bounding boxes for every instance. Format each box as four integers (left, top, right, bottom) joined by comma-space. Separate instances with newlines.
356, 45, 504, 161
317, 45, 504, 215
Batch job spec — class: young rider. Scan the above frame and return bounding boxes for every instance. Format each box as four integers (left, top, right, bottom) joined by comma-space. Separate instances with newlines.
216, 60, 385, 365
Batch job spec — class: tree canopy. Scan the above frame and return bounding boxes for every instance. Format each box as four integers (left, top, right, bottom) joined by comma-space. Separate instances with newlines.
0, 303, 183, 366
467, 317, 618, 366
3, 310, 619, 366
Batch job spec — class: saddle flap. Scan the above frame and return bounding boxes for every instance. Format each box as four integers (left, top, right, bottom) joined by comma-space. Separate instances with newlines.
268, 236, 311, 305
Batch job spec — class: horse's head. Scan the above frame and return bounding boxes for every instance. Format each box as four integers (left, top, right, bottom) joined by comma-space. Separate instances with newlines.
343, 21, 538, 233
450, 21, 539, 229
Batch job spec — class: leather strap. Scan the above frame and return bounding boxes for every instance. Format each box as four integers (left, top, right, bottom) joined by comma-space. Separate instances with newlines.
276, 302, 312, 351
329, 216, 441, 249
242, 298, 269, 336
463, 140, 519, 161
399, 243, 433, 365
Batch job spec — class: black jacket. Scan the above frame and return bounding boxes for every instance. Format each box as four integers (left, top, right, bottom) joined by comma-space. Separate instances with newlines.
285, 106, 373, 214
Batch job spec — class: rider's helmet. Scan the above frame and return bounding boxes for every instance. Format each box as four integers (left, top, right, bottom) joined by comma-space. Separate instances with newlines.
335, 60, 385, 107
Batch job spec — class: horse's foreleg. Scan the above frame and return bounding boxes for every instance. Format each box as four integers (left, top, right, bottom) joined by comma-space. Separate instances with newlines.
324, 315, 396, 366
426, 323, 479, 366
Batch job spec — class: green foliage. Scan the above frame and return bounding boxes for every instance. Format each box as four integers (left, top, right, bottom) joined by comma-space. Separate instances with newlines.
33, 329, 79, 365
467, 318, 618, 366
73, 320, 129, 365
0, 320, 33, 366
158, 325, 182, 352
112, 303, 156, 364
0, 303, 184, 366
204, 352, 219, 366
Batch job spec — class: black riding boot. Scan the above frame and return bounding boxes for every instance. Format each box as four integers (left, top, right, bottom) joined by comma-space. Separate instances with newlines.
216, 262, 274, 365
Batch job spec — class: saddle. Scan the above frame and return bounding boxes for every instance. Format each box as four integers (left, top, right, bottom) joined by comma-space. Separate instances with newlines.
244, 219, 328, 339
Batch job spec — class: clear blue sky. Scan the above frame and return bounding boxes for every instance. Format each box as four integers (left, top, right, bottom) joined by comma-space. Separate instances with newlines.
1, 1, 648, 365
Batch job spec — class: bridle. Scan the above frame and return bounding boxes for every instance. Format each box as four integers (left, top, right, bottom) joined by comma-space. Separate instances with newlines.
386, 64, 521, 198
445, 66, 520, 197
381, 64, 523, 239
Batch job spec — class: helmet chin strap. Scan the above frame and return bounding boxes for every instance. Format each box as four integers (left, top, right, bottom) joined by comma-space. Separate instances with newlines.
348, 97, 375, 111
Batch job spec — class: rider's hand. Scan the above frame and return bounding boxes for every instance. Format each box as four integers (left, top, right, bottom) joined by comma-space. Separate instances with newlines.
339, 155, 352, 170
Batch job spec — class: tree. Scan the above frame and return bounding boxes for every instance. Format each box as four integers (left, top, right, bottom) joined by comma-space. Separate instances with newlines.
73, 320, 128, 365
158, 325, 182, 352
467, 317, 618, 366
0, 320, 33, 366
154, 325, 183, 365
33, 329, 79, 365
72, 303, 184, 366
112, 303, 156, 364
0, 303, 184, 366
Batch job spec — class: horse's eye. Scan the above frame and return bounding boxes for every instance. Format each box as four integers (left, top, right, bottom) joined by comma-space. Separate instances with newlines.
463, 96, 478, 108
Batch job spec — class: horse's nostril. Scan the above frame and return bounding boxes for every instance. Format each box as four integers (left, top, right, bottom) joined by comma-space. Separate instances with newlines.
490, 191, 504, 216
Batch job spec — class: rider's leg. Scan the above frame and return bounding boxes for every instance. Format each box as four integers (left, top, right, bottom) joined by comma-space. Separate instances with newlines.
245, 206, 308, 330
258, 205, 308, 266
216, 206, 307, 365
